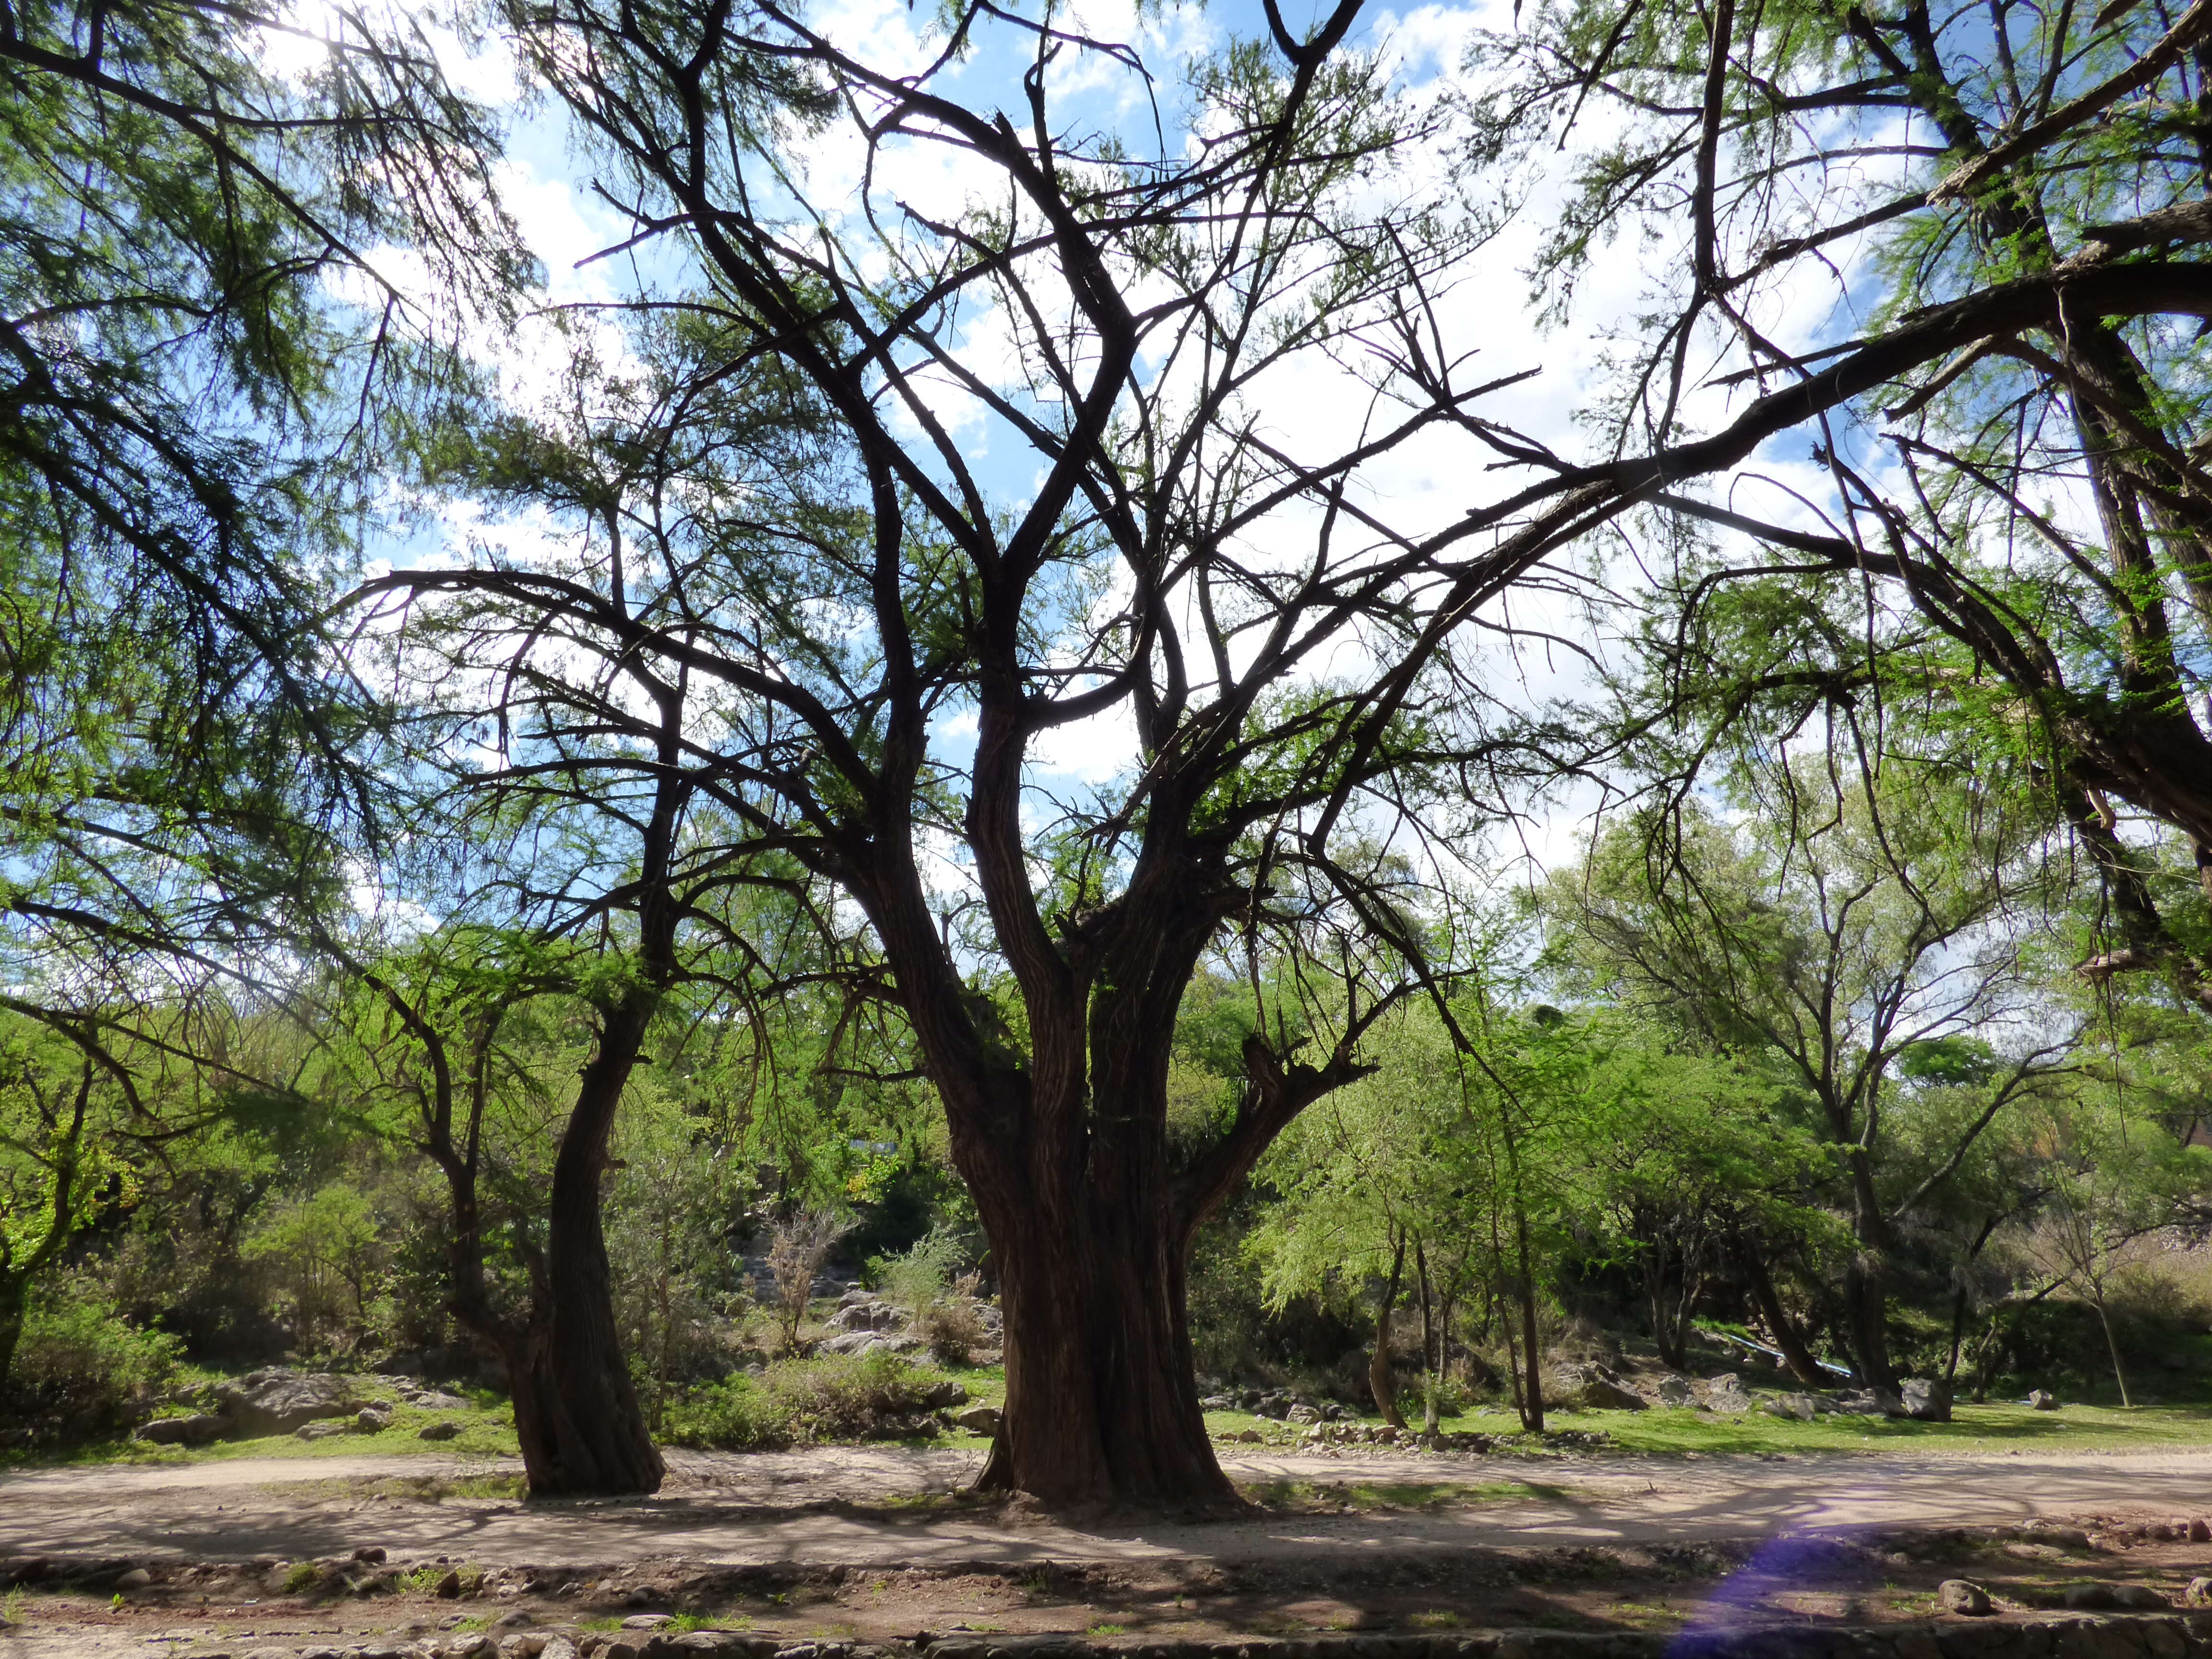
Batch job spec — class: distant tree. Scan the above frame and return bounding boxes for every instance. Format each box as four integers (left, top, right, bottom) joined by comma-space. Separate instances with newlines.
1547, 760, 2076, 1388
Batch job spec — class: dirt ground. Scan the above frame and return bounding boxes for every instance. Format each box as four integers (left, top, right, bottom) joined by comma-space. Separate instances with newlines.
0, 1445, 2208, 1654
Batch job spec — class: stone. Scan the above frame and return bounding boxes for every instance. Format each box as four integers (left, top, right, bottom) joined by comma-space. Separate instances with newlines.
295, 1421, 351, 1441
1771, 1392, 1828, 1421
951, 1405, 1002, 1435
828, 1300, 902, 1333
819, 1330, 879, 1356
2112, 1586, 2170, 1609
116, 1567, 153, 1590
1900, 1378, 1953, 1422
212, 1368, 366, 1436
1652, 1375, 1693, 1407
133, 1413, 225, 1445
2029, 1389, 2060, 1410
434, 1569, 463, 1599
1287, 1405, 1321, 1425
922, 1379, 969, 1409
623, 1615, 673, 1629
356, 1547, 389, 1563
500, 1638, 550, 1659
539, 1644, 579, 1659
2192, 1519, 2212, 1543
2187, 1576, 2212, 1606
358, 1407, 395, 1433
1937, 1580, 1992, 1616
2064, 1585, 2119, 1610
413, 1391, 471, 1411
1703, 1374, 1755, 1414
1558, 1363, 1647, 1412
420, 1419, 464, 1442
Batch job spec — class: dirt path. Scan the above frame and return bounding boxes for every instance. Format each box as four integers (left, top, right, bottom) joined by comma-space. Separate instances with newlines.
3, 1444, 2208, 1569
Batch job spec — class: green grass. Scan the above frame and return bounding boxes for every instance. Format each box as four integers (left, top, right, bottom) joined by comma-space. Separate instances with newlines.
1, 1393, 522, 1470
1499, 1399, 2212, 1456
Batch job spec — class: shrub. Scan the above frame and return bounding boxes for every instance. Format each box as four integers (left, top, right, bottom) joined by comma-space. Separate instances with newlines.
661, 1352, 944, 1450
0, 1273, 184, 1446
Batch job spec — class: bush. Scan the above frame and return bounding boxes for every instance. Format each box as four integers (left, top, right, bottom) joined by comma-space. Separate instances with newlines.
0, 1274, 184, 1447
661, 1351, 946, 1450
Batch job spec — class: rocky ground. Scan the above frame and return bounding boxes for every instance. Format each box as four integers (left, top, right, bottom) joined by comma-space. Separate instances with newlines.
0, 1446, 2209, 1656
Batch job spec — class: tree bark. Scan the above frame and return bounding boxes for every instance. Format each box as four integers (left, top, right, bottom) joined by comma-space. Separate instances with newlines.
1737, 1240, 1831, 1387
968, 1152, 1234, 1508
0, 1272, 27, 1398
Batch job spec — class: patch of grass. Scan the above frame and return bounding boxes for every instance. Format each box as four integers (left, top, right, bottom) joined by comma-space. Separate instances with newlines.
1606, 1602, 1686, 1630
1489, 1400, 2212, 1457
1407, 1610, 1463, 1629
260, 1472, 525, 1504
1088, 1623, 1127, 1636
282, 1562, 319, 1592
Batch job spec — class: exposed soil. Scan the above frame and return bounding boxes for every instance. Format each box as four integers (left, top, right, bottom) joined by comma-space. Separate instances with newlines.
0, 1446, 2208, 1653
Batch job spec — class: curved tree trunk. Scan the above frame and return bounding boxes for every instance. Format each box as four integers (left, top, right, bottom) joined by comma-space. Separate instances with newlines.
517, 1015, 666, 1495
1737, 1240, 1830, 1387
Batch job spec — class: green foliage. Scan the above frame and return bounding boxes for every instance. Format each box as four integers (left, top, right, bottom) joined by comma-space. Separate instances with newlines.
0, 1271, 182, 1447
661, 1353, 948, 1450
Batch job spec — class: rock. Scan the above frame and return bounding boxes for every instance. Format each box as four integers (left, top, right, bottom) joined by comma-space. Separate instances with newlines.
212, 1368, 366, 1436
951, 1405, 1002, 1435
1900, 1377, 1953, 1422
622, 1615, 673, 1629
357, 1407, 394, 1433
1200, 1394, 1234, 1410
828, 1300, 902, 1333
500, 1638, 550, 1659
1937, 1579, 1992, 1616
419, 1419, 464, 1442
2064, 1584, 2118, 1610
433, 1569, 463, 1599
1374, 1424, 1399, 1442
412, 1391, 471, 1411
1558, 1364, 1647, 1412
354, 1547, 388, 1563
2192, 1519, 2212, 1543
1286, 1405, 1321, 1425
2112, 1585, 2170, 1609
115, 1567, 153, 1591
133, 1413, 225, 1445
2187, 1575, 2212, 1606
1702, 1374, 1754, 1414
1767, 1392, 1827, 1421
819, 1330, 879, 1356
540, 1642, 579, 1659
1652, 1375, 1693, 1407
922, 1379, 968, 1409
295, 1420, 351, 1441
2029, 1389, 2060, 1410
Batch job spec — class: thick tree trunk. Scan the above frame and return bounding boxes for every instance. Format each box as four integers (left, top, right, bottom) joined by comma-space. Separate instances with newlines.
970, 1171, 1233, 1509
522, 1009, 666, 1497
1840, 1255, 1896, 1391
